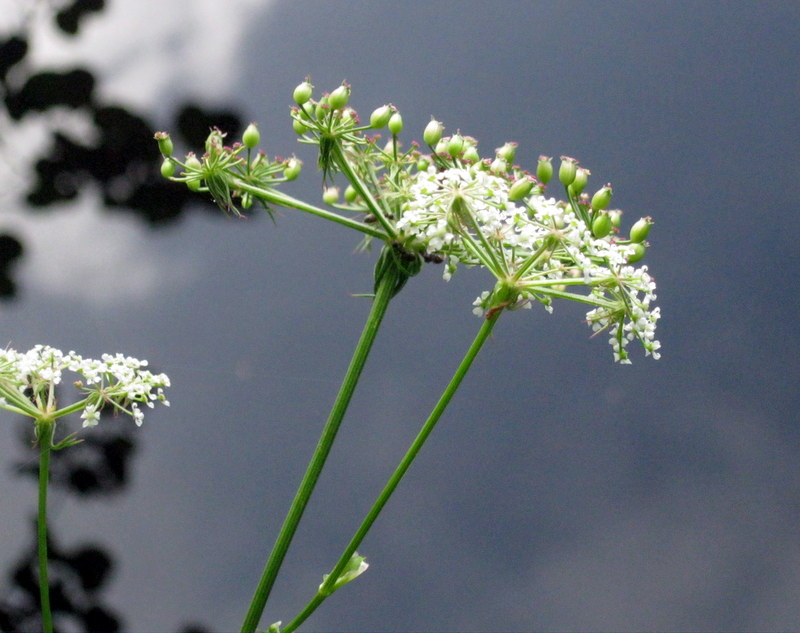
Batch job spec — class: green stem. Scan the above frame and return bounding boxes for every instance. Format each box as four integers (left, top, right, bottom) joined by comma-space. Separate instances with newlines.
232, 180, 388, 241
282, 309, 504, 633
37, 419, 55, 633
331, 143, 396, 239
240, 260, 401, 633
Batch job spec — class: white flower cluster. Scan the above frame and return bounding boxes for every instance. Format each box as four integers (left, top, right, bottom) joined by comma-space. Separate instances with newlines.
0, 344, 170, 426
397, 164, 661, 362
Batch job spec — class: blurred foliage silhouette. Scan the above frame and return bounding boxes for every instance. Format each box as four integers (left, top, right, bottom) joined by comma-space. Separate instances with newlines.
0, 2, 240, 630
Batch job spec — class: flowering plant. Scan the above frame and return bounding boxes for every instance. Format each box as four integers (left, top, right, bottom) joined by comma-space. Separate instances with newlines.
152, 79, 661, 632
1, 344, 170, 631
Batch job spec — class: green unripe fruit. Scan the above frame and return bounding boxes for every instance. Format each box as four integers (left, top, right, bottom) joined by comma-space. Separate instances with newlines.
508, 177, 534, 201
241, 193, 253, 209
559, 156, 578, 186
496, 142, 517, 164
416, 156, 430, 171
242, 123, 260, 149
293, 80, 313, 105
154, 131, 173, 157
283, 158, 302, 181
447, 133, 464, 157
591, 211, 613, 238
490, 157, 508, 174
462, 146, 480, 163
369, 105, 392, 128
160, 158, 174, 179
344, 184, 358, 203
423, 118, 443, 146
293, 118, 308, 135
388, 111, 403, 135
536, 156, 553, 184
329, 84, 350, 110
609, 209, 622, 228
630, 216, 653, 243
184, 154, 202, 191
590, 184, 613, 211
627, 242, 646, 263
569, 168, 589, 195
322, 187, 339, 205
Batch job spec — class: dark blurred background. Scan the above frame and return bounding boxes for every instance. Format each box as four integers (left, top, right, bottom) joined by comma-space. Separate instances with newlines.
0, 1, 798, 631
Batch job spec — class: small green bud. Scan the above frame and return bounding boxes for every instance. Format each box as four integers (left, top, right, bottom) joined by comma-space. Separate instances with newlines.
590, 184, 613, 211
508, 176, 534, 201
496, 142, 517, 164
369, 105, 392, 129
388, 111, 403, 135
283, 157, 302, 181
423, 118, 444, 146
559, 156, 578, 186
154, 131, 173, 157
160, 158, 174, 179
536, 156, 553, 184
292, 118, 308, 135
293, 80, 313, 105
344, 184, 358, 203
569, 168, 589, 195
447, 133, 464, 157
322, 186, 339, 205
591, 211, 613, 238
328, 84, 350, 110
629, 216, 653, 243
627, 242, 646, 263
416, 156, 430, 171
242, 123, 260, 149
315, 96, 329, 120
608, 209, 623, 228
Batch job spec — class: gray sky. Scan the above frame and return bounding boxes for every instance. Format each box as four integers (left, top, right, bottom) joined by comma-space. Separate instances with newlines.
1, 1, 799, 631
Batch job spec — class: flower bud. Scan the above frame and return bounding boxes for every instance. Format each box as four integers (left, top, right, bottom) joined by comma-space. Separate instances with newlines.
536, 156, 553, 184
627, 242, 646, 263
447, 133, 464, 157
160, 158, 174, 179
388, 111, 403, 135
591, 211, 613, 238
154, 131, 173, 157
590, 184, 613, 211
242, 123, 260, 149
569, 168, 589, 195
293, 80, 313, 105
508, 176, 534, 201
559, 156, 578, 186
423, 118, 443, 146
369, 105, 392, 129
283, 157, 302, 181
629, 216, 653, 243
329, 84, 350, 110
496, 142, 517, 164
322, 186, 339, 205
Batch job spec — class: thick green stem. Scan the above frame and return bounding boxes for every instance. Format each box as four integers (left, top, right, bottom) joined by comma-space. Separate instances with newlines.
37, 419, 55, 633
282, 309, 504, 633
240, 261, 401, 633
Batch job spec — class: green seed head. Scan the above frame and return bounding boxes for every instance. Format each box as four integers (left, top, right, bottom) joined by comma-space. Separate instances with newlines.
559, 156, 578, 186
423, 118, 444, 146
154, 131, 173, 157
388, 111, 403, 135
293, 80, 313, 105
322, 186, 339, 205
447, 133, 465, 158
328, 84, 350, 110
242, 123, 260, 149
160, 158, 174, 179
569, 167, 589, 195
627, 242, 646, 263
629, 216, 653, 243
591, 211, 613, 238
369, 105, 393, 129
590, 184, 613, 211
283, 157, 302, 181
496, 142, 517, 164
536, 156, 553, 184
508, 176, 534, 201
